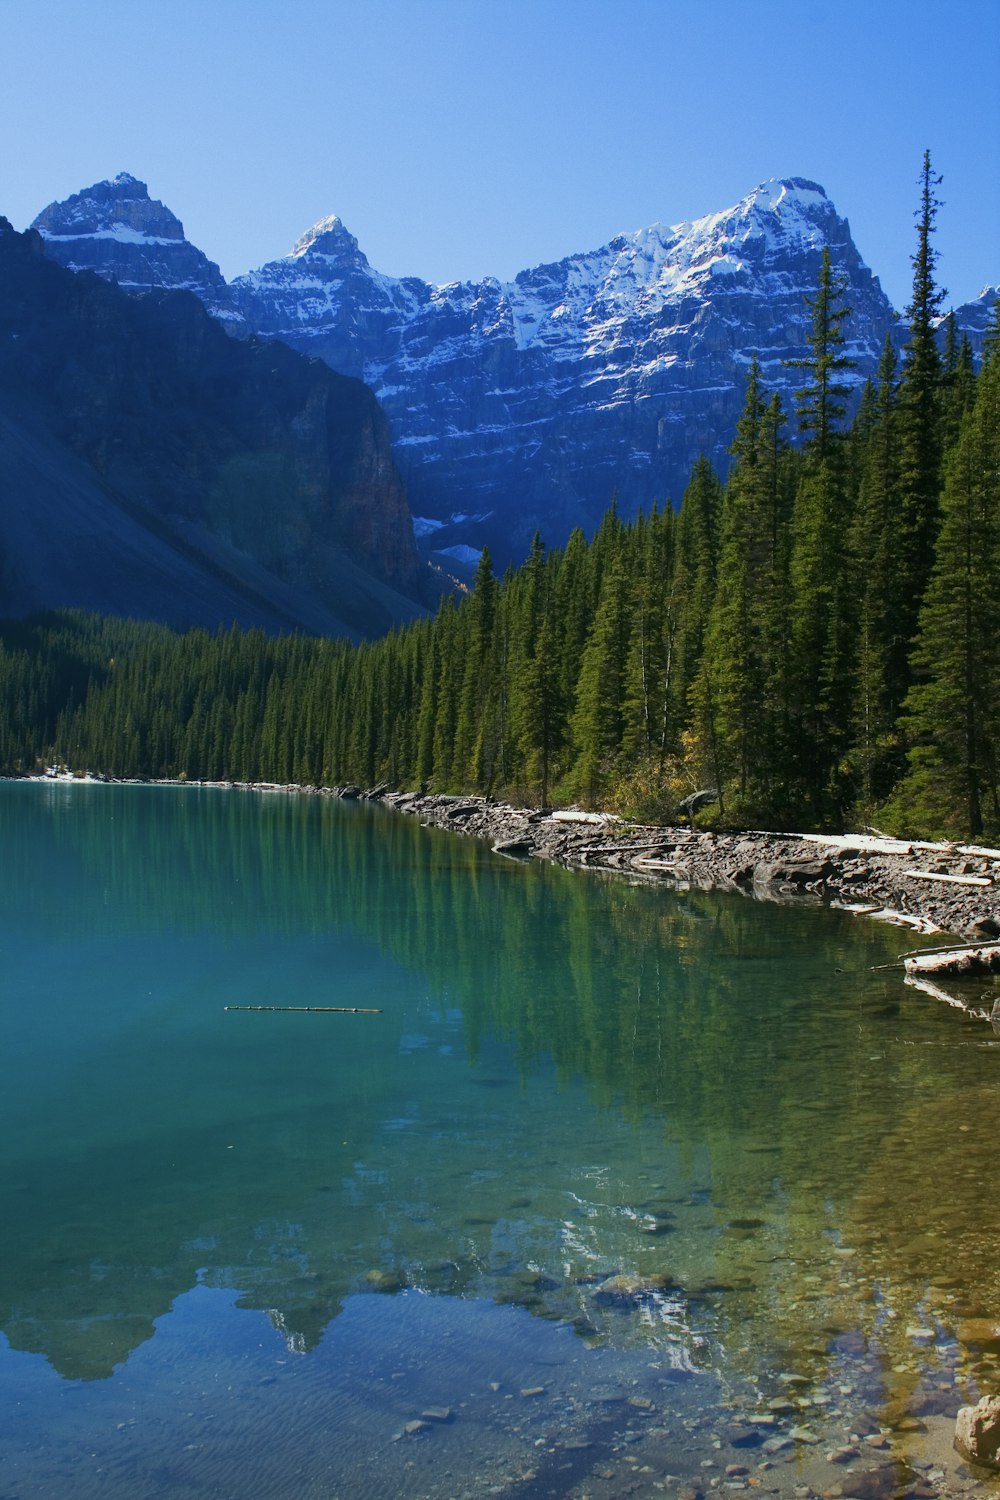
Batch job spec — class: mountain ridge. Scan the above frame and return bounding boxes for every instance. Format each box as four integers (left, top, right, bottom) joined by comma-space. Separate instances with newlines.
31, 174, 997, 565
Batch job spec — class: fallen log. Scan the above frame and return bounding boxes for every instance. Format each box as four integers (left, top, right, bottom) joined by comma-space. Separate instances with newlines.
798, 833, 915, 855
547, 810, 621, 826
901, 869, 992, 888
225, 1004, 383, 1014
904, 945, 1000, 977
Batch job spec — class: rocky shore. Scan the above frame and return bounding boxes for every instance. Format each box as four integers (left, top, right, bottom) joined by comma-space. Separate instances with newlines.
27, 774, 1000, 936
26, 771, 1000, 944
362, 789, 1000, 945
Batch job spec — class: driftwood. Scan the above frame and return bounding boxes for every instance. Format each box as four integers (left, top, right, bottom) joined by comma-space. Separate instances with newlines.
547, 810, 621, 826
798, 833, 916, 856
904, 945, 1000, 977
901, 869, 993, 888
225, 1005, 383, 1014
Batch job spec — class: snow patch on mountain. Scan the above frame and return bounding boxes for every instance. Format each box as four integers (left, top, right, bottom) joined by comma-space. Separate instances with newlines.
412, 515, 445, 537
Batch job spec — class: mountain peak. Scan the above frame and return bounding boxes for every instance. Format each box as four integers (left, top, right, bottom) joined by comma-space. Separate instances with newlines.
769, 176, 827, 200
30, 176, 231, 302
290, 214, 364, 262
695, 176, 842, 260
739, 177, 833, 222
32, 173, 186, 244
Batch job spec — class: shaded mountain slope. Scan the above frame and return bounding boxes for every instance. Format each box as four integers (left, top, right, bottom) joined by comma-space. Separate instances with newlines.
0, 404, 425, 637
0, 219, 426, 636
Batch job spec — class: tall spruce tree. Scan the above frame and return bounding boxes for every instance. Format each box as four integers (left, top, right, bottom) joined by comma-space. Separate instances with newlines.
896, 150, 947, 641
510, 540, 564, 806
431, 595, 461, 787
570, 553, 631, 806
621, 504, 677, 766
789, 247, 855, 464
452, 548, 498, 789
786, 250, 858, 817
850, 334, 908, 808
672, 456, 722, 715
941, 317, 977, 453
554, 527, 598, 716
694, 366, 791, 815
892, 318, 1000, 836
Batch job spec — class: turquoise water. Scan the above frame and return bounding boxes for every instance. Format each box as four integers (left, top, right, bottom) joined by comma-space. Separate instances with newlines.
1, 782, 998, 1498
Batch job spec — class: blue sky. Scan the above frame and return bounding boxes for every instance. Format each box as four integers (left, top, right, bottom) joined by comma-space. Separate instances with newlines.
3, 0, 998, 310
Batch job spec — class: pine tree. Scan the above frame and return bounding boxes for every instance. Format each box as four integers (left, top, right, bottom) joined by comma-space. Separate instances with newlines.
941, 318, 977, 453
414, 616, 442, 787
452, 548, 498, 789
570, 555, 631, 806
510, 534, 564, 805
554, 528, 596, 724
850, 334, 905, 808
789, 247, 855, 464
671, 456, 722, 715
693, 365, 791, 815
893, 320, 1000, 836
431, 596, 461, 788
785, 251, 858, 817
621, 505, 676, 763
896, 150, 947, 636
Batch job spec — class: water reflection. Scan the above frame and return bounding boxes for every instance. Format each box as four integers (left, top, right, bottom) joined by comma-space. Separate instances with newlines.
1, 783, 998, 1458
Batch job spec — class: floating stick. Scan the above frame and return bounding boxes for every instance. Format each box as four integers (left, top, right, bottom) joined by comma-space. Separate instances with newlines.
225, 1004, 382, 1014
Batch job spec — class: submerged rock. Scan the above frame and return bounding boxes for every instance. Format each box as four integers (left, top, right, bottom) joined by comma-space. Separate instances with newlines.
591, 1272, 674, 1306
957, 1317, 1000, 1352
955, 1392, 1000, 1469
365, 1268, 407, 1293
839, 1466, 898, 1499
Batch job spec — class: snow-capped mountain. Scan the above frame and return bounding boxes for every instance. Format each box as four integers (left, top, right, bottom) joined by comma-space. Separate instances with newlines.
32, 173, 235, 319
31, 176, 996, 566
949, 283, 1000, 344
228, 178, 896, 561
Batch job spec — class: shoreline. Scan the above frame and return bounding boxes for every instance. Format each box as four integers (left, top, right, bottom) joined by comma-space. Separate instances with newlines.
375, 789, 1000, 944
13, 768, 1000, 942
19, 772, 1000, 945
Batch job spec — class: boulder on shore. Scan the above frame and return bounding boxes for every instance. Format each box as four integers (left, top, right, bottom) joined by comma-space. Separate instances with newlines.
954, 1392, 1000, 1469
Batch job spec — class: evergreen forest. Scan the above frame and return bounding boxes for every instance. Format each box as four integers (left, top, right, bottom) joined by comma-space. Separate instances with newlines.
1, 156, 998, 839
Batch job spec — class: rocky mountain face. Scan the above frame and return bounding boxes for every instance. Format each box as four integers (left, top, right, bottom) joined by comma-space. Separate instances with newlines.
228, 179, 901, 563
0, 219, 426, 637
33, 176, 998, 568
32, 173, 235, 318
950, 283, 1000, 344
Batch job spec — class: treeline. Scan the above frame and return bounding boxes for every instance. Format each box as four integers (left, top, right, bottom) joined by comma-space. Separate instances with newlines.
1, 157, 997, 838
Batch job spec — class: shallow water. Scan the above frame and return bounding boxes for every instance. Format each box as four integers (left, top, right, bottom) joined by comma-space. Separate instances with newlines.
1, 782, 998, 1497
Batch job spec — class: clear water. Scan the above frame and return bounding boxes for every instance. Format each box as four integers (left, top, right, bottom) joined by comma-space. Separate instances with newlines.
1, 782, 998, 1498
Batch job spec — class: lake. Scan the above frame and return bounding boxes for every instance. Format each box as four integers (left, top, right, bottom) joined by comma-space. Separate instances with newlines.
0, 782, 997, 1498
